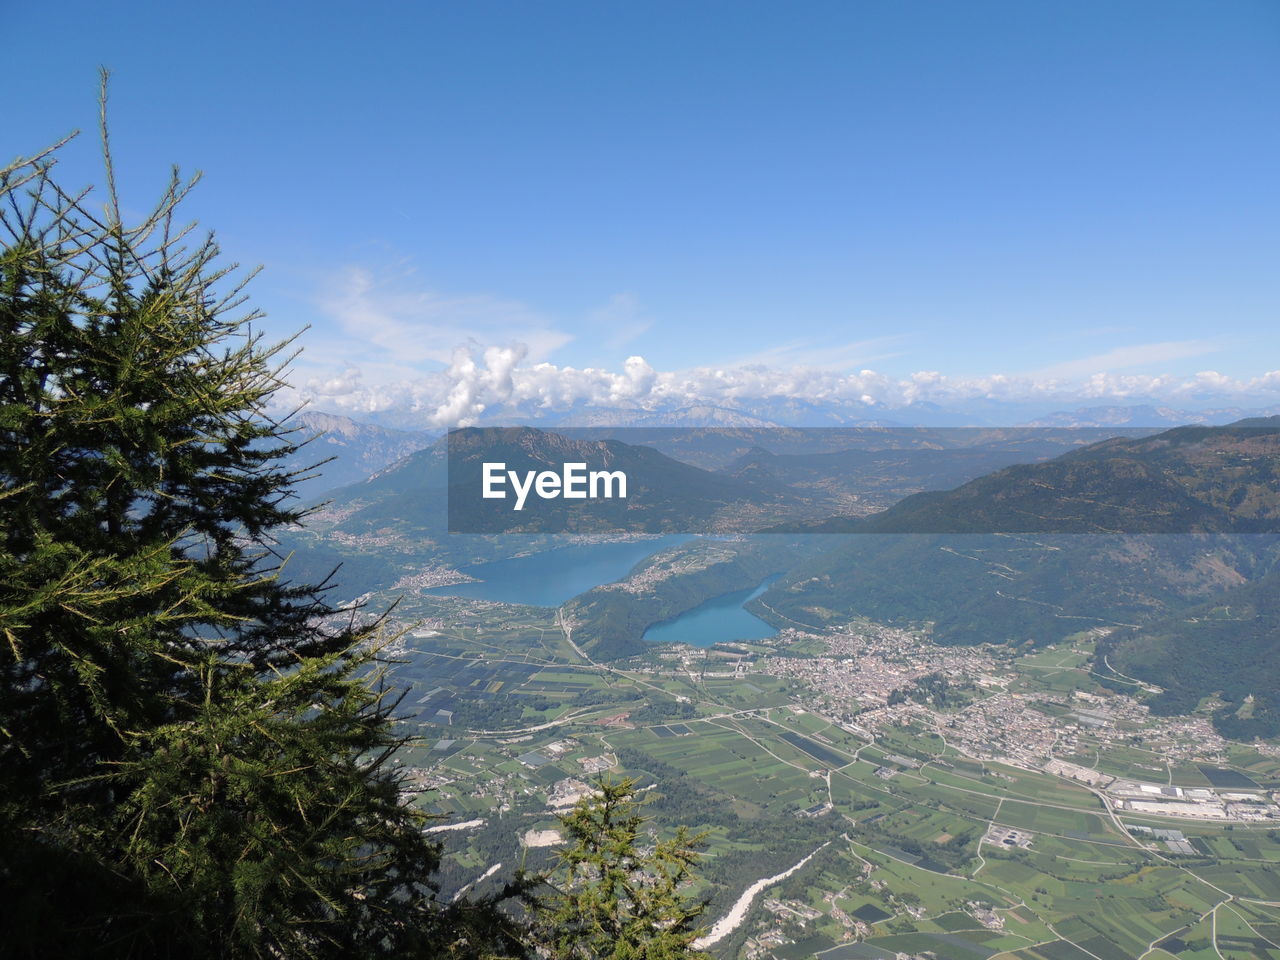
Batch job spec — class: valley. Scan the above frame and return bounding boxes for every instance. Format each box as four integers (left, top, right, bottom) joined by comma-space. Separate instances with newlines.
307, 417, 1280, 959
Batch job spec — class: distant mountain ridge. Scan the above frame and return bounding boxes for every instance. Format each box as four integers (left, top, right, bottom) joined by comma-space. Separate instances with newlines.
283, 411, 435, 498
791, 418, 1280, 534
335, 396, 1280, 433
1021, 403, 1280, 428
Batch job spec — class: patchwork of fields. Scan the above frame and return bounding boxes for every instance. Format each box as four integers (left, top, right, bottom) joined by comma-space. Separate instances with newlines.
383, 591, 1280, 959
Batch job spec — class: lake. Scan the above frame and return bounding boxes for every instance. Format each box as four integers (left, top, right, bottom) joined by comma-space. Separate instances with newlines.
426, 537, 779, 648
424, 536, 688, 607
642, 576, 779, 648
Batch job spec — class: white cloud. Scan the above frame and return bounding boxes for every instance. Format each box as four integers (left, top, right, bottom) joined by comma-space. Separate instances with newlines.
428, 343, 529, 427
303, 366, 363, 397
284, 340, 1280, 427
280, 270, 1276, 426
1032, 339, 1223, 379
591, 293, 653, 350
319, 265, 573, 368
728, 334, 910, 370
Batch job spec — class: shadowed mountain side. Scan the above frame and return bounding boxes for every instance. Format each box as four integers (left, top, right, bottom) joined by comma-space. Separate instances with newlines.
445, 427, 800, 533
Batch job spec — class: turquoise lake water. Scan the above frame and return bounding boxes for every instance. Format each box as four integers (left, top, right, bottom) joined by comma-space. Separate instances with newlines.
423, 536, 688, 607
642, 576, 779, 648
426, 537, 778, 648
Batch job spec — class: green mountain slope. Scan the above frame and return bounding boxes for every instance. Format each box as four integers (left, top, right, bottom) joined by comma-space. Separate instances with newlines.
759, 532, 1276, 645
798, 417, 1280, 534
445, 427, 785, 533
758, 419, 1280, 736
1101, 570, 1280, 738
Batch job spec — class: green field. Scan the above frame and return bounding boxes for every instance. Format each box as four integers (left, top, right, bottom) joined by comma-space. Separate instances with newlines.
367, 591, 1280, 960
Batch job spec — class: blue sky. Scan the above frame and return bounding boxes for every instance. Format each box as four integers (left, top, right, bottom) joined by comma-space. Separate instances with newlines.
6, 0, 1280, 421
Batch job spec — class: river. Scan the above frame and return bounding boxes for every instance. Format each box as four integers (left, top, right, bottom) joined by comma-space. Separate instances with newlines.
693, 841, 833, 948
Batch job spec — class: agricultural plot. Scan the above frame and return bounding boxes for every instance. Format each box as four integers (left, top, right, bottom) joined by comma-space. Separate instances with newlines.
920, 764, 1103, 813
829, 771, 903, 819
851, 844, 1003, 907
1224, 745, 1280, 787
1000, 941, 1105, 960
1191, 860, 1280, 901
1196, 765, 1260, 789
1019, 831, 1147, 866
785, 709, 842, 736
384, 595, 1280, 960
398, 653, 542, 695
1010, 656, 1099, 698
777, 730, 856, 767
992, 799, 1121, 843
868, 725, 947, 763
1166, 763, 1213, 788
698, 676, 796, 707
397, 598, 569, 657
867, 930, 1032, 959
635, 726, 821, 809
1086, 744, 1173, 781
1204, 905, 1280, 960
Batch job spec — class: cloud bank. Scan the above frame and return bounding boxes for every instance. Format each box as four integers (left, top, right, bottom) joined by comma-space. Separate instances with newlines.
286, 344, 1280, 428
283, 266, 1280, 427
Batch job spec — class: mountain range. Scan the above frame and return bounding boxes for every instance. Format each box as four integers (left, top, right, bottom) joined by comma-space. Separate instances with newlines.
793, 419, 1280, 534
282, 412, 1280, 738
281, 411, 435, 499
758, 417, 1280, 736
279, 402, 1280, 502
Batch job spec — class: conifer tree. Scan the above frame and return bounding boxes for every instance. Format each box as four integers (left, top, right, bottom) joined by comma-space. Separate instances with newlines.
2, 84, 714, 960
0, 83, 523, 959
537, 778, 711, 960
